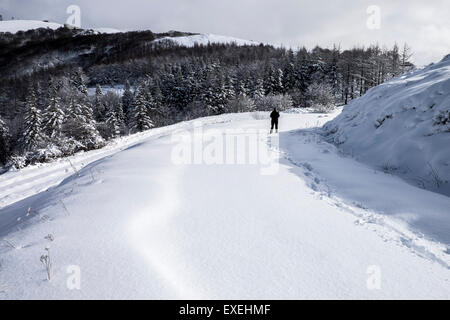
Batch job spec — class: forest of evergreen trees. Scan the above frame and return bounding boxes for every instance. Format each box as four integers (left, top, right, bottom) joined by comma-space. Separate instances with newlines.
0, 27, 414, 169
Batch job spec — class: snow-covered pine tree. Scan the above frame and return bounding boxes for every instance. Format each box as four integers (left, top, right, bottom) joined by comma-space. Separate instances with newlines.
223, 74, 236, 101
43, 82, 64, 139
132, 85, 154, 132
34, 81, 46, 110
250, 78, 265, 100
214, 76, 228, 114
200, 80, 219, 115
122, 80, 134, 122
0, 116, 10, 164
151, 84, 170, 126
63, 70, 104, 150
263, 65, 275, 95
115, 100, 126, 131
264, 65, 284, 95
235, 78, 249, 97
72, 68, 90, 96
282, 62, 296, 93
94, 84, 107, 122
105, 107, 121, 138
23, 87, 45, 152
64, 89, 104, 151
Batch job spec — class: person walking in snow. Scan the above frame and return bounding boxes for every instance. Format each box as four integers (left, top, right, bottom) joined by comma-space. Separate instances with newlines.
270, 108, 280, 133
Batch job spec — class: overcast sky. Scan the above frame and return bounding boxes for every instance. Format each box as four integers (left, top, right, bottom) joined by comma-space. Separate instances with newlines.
1, 0, 449, 65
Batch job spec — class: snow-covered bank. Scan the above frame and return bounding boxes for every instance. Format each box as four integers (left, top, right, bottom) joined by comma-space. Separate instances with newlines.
279, 125, 450, 260
323, 54, 450, 196
0, 112, 449, 299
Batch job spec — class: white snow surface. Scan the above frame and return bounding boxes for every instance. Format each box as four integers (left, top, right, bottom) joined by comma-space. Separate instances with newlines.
0, 111, 449, 299
91, 27, 122, 34
153, 33, 260, 47
0, 20, 64, 33
0, 20, 122, 34
323, 54, 450, 196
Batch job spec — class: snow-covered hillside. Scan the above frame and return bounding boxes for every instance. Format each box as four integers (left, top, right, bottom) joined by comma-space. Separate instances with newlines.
153, 33, 260, 47
0, 111, 449, 299
0, 20, 122, 34
323, 54, 450, 196
0, 20, 64, 33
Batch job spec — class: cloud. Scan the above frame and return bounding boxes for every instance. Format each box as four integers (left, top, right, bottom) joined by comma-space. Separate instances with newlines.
1, 0, 448, 65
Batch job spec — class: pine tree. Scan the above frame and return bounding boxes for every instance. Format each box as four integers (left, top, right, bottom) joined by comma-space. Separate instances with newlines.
151, 84, 170, 126
94, 84, 106, 122
122, 80, 134, 123
23, 87, 45, 152
250, 78, 265, 100
223, 74, 236, 100
132, 85, 154, 132
0, 116, 10, 164
105, 107, 121, 138
64, 89, 103, 150
72, 68, 89, 96
200, 75, 223, 115
115, 100, 126, 130
264, 66, 284, 95
43, 82, 64, 139
235, 78, 249, 97
282, 62, 296, 92
35, 81, 46, 110
63, 70, 104, 150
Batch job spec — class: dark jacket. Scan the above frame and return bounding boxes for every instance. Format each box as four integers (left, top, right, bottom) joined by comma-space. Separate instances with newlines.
270, 110, 280, 121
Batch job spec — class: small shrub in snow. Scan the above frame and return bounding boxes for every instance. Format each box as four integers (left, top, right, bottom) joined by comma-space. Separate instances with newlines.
28, 145, 63, 163
433, 109, 450, 132
306, 82, 336, 113
2, 238, 18, 249
255, 94, 293, 111
374, 114, 393, 128
251, 111, 268, 120
40, 247, 52, 281
427, 162, 447, 188
226, 94, 256, 113
6, 155, 27, 170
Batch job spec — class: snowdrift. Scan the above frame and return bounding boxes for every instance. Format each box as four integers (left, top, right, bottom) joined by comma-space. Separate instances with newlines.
323, 54, 450, 196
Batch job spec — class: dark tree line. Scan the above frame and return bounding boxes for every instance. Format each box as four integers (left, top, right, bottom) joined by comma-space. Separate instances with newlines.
0, 28, 414, 169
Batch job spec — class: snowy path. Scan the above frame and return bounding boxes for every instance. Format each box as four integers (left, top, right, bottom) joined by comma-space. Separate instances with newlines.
0, 112, 449, 299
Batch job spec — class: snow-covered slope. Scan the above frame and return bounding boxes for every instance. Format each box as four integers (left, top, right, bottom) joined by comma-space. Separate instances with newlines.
153, 33, 260, 47
323, 54, 450, 196
0, 20, 63, 33
0, 20, 254, 44
0, 20, 122, 34
0, 112, 449, 299
91, 27, 122, 34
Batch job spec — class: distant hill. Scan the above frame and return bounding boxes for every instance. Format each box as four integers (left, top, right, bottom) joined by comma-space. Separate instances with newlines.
0, 20, 263, 81
0, 19, 122, 34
